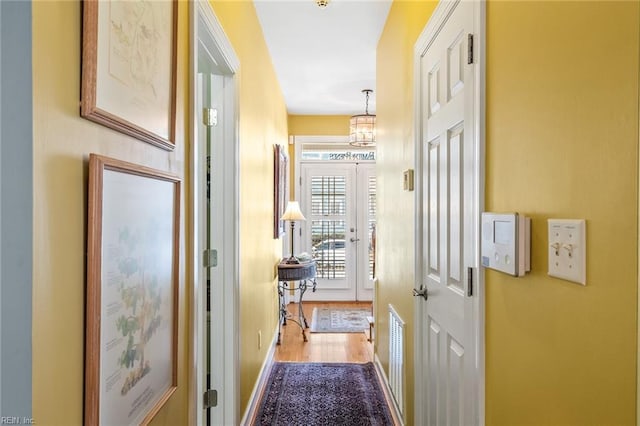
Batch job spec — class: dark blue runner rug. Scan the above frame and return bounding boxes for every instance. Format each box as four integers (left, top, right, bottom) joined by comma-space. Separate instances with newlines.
254, 362, 394, 425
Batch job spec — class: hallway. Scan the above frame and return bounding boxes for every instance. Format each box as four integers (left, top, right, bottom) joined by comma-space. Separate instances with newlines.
7, 1, 638, 424
274, 301, 374, 363
252, 301, 401, 425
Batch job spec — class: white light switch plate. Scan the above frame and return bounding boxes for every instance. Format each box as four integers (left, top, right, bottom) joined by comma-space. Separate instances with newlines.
548, 219, 586, 285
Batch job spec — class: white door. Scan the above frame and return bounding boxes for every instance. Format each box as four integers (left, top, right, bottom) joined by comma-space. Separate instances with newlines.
301, 163, 375, 301
415, 1, 482, 425
356, 164, 377, 300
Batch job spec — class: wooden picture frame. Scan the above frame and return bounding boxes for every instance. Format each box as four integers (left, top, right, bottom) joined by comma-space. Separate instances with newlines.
81, 0, 178, 151
85, 154, 180, 425
273, 144, 288, 238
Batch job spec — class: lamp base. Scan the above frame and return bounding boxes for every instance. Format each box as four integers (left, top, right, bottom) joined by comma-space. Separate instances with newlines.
284, 256, 300, 264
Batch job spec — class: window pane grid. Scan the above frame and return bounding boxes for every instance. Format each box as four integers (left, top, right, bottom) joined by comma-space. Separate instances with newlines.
310, 176, 346, 216
311, 220, 346, 279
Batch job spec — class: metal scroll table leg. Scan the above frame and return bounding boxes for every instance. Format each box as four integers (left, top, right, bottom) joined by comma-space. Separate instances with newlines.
298, 279, 309, 329
277, 281, 285, 345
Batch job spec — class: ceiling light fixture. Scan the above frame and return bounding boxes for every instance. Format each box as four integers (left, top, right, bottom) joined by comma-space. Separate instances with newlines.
316, 0, 329, 9
349, 89, 376, 147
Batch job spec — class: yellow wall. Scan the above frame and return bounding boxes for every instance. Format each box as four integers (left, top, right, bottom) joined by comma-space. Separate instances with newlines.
288, 114, 351, 136
32, 0, 288, 423
209, 0, 289, 415
376, 2, 438, 425
378, 0, 639, 425
286, 114, 351, 198
32, 1, 190, 424
485, 1, 638, 424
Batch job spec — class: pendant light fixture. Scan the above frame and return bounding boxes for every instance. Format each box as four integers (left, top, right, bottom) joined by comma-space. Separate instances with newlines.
349, 89, 376, 147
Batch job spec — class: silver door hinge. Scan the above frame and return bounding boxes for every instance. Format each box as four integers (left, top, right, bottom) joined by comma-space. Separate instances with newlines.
467, 266, 473, 297
204, 249, 218, 268
203, 108, 218, 127
203, 389, 218, 409
467, 34, 474, 64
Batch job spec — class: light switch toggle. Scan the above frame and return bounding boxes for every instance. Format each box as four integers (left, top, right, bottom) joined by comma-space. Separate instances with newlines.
562, 243, 575, 258
550, 242, 560, 256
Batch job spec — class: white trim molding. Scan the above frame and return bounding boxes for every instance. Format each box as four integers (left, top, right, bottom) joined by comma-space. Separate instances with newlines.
239, 325, 279, 426
374, 354, 405, 426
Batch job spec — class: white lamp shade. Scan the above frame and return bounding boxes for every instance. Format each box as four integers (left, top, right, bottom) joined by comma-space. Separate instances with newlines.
281, 201, 306, 221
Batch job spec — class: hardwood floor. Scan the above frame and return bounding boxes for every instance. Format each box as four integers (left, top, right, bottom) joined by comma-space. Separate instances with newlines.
274, 301, 374, 363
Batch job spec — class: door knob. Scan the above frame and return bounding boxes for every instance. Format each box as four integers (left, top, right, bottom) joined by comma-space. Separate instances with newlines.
350, 237, 360, 242
412, 285, 428, 300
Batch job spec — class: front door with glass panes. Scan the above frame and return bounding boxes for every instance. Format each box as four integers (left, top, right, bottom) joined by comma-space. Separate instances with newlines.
300, 162, 376, 301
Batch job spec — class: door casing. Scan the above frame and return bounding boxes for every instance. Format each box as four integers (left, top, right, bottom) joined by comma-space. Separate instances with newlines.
189, 2, 240, 425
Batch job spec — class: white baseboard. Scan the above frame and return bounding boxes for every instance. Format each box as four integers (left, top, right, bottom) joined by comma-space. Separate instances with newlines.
374, 353, 405, 426
239, 325, 278, 426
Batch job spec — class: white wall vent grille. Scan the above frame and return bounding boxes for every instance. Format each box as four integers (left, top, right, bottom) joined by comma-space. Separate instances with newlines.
388, 304, 405, 417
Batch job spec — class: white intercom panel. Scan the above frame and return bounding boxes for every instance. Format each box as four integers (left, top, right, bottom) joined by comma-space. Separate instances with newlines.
481, 212, 531, 277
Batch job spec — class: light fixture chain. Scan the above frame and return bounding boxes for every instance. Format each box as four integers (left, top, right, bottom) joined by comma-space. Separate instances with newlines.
362, 89, 372, 115
365, 90, 369, 115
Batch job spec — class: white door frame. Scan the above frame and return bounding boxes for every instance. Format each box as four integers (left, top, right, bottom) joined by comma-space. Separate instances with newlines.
189, 2, 240, 425
413, 0, 486, 424
293, 136, 376, 301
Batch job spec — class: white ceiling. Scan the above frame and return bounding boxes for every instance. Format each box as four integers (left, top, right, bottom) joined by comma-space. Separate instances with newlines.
254, 0, 392, 115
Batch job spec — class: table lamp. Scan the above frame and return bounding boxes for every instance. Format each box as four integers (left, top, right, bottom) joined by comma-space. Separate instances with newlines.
281, 201, 306, 264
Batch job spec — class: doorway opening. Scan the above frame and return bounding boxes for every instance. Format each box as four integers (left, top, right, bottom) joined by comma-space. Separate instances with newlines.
190, 2, 239, 425
293, 137, 376, 302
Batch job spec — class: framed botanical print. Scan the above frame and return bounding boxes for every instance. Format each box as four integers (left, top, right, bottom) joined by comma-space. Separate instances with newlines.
85, 154, 180, 425
81, 0, 177, 150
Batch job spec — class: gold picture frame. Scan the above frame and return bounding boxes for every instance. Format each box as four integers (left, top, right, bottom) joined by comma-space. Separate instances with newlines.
85, 154, 180, 425
274, 144, 289, 238
81, 0, 178, 150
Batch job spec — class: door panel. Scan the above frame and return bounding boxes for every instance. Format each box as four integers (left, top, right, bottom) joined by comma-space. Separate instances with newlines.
427, 318, 441, 426
428, 137, 441, 278
303, 165, 356, 299
448, 125, 463, 292
356, 164, 376, 300
417, 1, 478, 425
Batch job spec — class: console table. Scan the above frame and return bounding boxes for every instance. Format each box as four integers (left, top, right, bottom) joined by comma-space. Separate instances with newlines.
277, 260, 317, 344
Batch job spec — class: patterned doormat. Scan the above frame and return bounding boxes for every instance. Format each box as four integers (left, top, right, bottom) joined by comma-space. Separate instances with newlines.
254, 362, 393, 425
310, 307, 370, 333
